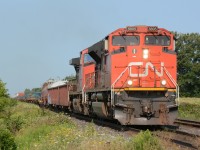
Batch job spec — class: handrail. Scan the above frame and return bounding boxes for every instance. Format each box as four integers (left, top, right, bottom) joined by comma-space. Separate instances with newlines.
82, 84, 85, 104
164, 67, 179, 105
111, 66, 129, 106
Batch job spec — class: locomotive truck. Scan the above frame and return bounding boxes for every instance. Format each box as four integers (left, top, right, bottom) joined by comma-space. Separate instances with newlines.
44, 25, 179, 125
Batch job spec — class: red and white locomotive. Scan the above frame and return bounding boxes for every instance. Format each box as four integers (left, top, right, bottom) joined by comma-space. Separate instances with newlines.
44, 25, 179, 125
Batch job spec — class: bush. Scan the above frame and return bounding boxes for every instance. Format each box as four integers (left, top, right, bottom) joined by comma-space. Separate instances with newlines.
5, 116, 24, 134
0, 97, 17, 112
0, 79, 9, 98
0, 128, 17, 150
127, 130, 162, 150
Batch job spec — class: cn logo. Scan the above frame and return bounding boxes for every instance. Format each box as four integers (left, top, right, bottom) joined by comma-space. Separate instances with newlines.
128, 62, 164, 77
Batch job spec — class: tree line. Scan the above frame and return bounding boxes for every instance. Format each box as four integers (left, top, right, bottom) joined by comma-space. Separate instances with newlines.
175, 32, 200, 97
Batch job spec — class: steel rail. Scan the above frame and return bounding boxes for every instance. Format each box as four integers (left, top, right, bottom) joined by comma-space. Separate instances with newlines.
175, 118, 200, 128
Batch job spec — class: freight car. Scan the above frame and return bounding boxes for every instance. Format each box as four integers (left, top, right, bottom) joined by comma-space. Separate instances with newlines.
44, 25, 179, 125
16, 91, 41, 103
41, 79, 54, 105
47, 80, 69, 108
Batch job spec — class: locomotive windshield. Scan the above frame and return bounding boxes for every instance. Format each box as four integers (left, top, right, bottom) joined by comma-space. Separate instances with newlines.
145, 35, 170, 46
112, 36, 140, 46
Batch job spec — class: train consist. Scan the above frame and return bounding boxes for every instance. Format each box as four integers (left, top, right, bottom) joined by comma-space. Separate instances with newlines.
41, 25, 179, 125
15, 91, 41, 103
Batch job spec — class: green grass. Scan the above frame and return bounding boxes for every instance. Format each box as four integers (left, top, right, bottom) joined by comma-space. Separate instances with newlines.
10, 103, 75, 149
0, 101, 164, 150
3, 97, 200, 149
179, 98, 200, 105
2, 97, 200, 149
178, 98, 200, 121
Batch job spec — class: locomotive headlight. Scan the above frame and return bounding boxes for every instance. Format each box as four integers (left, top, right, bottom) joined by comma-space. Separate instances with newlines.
143, 49, 149, 59
143, 54, 148, 59
161, 79, 167, 86
143, 49, 149, 54
127, 80, 133, 85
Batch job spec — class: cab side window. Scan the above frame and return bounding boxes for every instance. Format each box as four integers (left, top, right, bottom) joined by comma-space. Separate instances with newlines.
84, 54, 94, 64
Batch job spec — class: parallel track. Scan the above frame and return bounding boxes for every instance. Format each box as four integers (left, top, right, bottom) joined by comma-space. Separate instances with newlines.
159, 127, 200, 149
175, 118, 200, 128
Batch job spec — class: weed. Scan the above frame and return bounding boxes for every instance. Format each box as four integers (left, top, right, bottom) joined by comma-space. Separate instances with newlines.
0, 98, 17, 112
5, 116, 24, 134
127, 130, 162, 150
84, 122, 97, 137
0, 128, 17, 150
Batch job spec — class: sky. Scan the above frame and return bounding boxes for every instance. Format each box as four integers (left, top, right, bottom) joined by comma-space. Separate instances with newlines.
0, 0, 200, 96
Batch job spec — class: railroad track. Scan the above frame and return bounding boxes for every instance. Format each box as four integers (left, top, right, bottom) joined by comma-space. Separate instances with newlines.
71, 113, 200, 149
158, 127, 200, 149
175, 118, 200, 128
70, 113, 140, 132
38, 104, 200, 149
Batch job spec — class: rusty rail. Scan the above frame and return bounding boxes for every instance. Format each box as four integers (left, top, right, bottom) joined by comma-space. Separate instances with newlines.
175, 118, 200, 128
